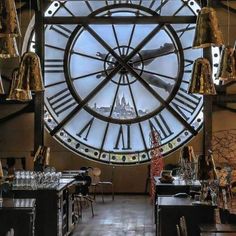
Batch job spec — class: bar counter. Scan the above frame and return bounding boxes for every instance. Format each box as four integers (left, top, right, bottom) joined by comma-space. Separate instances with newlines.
0, 198, 36, 236
12, 178, 76, 236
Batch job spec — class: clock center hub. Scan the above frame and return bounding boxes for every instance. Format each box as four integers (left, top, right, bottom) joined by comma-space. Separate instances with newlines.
102, 45, 144, 85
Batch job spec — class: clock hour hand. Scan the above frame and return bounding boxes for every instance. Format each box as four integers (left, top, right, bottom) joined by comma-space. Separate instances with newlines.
134, 70, 173, 93
132, 43, 175, 67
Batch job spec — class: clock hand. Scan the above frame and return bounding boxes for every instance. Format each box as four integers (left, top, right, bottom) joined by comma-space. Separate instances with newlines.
132, 43, 175, 67
133, 70, 173, 93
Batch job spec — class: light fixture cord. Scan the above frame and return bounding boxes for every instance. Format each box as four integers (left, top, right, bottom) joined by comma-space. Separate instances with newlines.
227, 0, 230, 46
19, 0, 22, 62
17, 0, 22, 64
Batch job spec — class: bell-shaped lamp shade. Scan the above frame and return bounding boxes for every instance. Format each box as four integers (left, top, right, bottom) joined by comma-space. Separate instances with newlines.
188, 58, 216, 95
7, 68, 32, 102
0, 74, 5, 94
0, 0, 21, 37
17, 52, 44, 92
216, 45, 236, 81
0, 36, 19, 58
193, 7, 224, 48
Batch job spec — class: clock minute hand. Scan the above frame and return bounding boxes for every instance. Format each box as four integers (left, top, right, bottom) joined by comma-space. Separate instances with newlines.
132, 43, 175, 67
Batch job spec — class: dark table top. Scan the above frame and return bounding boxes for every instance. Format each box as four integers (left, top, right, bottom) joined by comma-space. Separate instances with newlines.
154, 176, 201, 187
157, 196, 214, 207
200, 224, 236, 233
201, 233, 236, 236
0, 198, 35, 209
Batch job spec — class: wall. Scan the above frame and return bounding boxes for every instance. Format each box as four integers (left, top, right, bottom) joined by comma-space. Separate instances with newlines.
0, 4, 236, 193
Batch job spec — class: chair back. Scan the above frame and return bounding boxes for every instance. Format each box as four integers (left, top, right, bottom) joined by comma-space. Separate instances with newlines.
176, 224, 181, 236
75, 173, 92, 196
179, 216, 188, 236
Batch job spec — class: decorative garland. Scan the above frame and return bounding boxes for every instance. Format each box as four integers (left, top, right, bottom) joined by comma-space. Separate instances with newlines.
149, 130, 164, 201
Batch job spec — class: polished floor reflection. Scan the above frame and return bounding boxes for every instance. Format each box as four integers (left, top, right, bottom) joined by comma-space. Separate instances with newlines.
72, 195, 155, 236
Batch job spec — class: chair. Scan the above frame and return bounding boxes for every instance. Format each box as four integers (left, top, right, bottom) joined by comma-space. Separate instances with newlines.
217, 167, 233, 202
5, 228, 14, 236
89, 167, 114, 203
73, 174, 94, 218
179, 216, 188, 236
176, 224, 181, 236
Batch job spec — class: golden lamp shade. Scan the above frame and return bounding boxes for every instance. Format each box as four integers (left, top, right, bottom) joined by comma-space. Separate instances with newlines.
216, 45, 236, 81
0, 74, 5, 94
33, 146, 51, 170
0, 36, 19, 58
188, 58, 216, 95
7, 68, 32, 102
180, 146, 196, 163
0, 0, 21, 37
193, 7, 224, 48
17, 52, 44, 92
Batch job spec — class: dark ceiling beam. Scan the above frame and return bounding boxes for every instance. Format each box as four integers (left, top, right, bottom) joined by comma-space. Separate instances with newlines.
44, 16, 197, 25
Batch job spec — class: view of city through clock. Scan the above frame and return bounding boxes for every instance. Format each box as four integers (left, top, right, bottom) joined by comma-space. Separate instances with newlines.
24, 0, 220, 164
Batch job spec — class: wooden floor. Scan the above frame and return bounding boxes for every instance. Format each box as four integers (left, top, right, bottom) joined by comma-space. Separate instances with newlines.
71, 195, 155, 236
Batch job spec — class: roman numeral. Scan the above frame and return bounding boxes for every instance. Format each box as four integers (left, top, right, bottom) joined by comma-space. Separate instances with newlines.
171, 87, 201, 120
45, 59, 64, 73
47, 88, 77, 116
76, 118, 94, 141
49, 25, 72, 38
114, 125, 131, 150
149, 114, 173, 141
184, 59, 194, 73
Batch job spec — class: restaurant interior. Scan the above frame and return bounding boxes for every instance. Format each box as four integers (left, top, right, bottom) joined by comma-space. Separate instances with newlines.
0, 0, 236, 235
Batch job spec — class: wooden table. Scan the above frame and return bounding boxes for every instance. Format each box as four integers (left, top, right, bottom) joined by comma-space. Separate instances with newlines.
157, 196, 216, 236
0, 198, 36, 236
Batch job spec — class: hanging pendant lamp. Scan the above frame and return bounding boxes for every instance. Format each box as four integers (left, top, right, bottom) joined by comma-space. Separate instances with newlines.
0, 36, 19, 58
0, 0, 21, 37
217, 45, 236, 81
193, 7, 224, 48
188, 58, 216, 95
7, 68, 32, 102
17, 52, 44, 92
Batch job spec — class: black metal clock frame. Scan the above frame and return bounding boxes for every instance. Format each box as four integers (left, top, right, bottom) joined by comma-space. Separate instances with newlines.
32, 0, 229, 163
33, 0, 200, 161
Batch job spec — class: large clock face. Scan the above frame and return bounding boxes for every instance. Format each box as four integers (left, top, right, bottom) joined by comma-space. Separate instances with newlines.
24, 0, 220, 164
